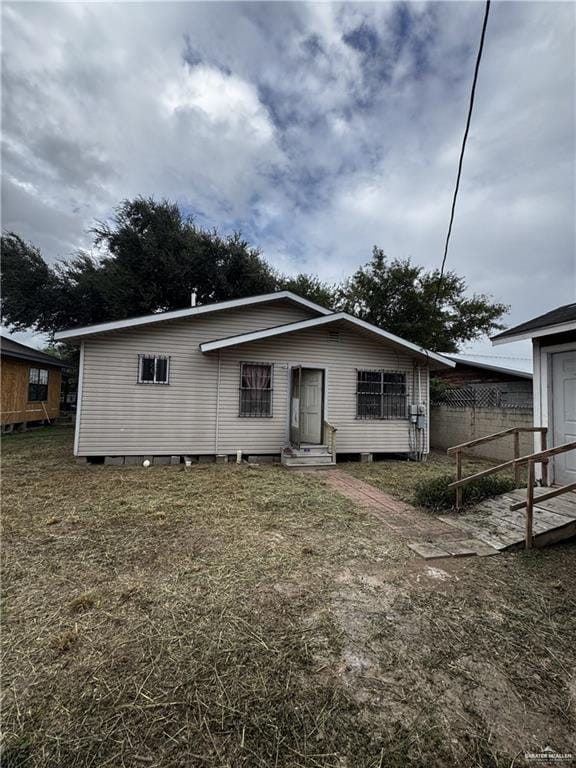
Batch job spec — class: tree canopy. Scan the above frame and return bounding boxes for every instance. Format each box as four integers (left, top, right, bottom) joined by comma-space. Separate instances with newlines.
338, 247, 507, 352
1, 197, 507, 352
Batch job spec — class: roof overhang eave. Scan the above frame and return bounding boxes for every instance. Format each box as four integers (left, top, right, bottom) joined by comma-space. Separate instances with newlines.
492, 319, 576, 346
200, 312, 455, 369
53, 291, 332, 341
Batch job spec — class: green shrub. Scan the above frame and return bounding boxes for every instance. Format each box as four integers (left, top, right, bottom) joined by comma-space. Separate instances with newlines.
414, 473, 517, 512
429, 377, 451, 404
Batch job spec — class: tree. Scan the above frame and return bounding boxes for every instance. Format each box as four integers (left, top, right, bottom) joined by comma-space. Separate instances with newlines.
1, 198, 279, 334
1, 203, 507, 350
0, 233, 61, 332
91, 198, 278, 314
279, 273, 336, 309
338, 247, 507, 352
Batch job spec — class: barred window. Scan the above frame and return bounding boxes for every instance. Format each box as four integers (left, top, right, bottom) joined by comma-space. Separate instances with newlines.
138, 355, 170, 384
239, 363, 273, 417
28, 368, 49, 402
357, 370, 407, 419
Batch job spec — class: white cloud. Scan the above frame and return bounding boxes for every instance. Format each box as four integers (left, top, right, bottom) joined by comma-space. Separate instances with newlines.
163, 64, 275, 144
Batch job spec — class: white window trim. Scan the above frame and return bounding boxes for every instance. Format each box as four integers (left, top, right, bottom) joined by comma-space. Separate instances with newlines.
533, 339, 576, 483
138, 354, 171, 385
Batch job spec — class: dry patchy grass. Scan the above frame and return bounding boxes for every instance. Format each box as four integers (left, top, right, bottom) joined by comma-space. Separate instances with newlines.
340, 451, 517, 506
1, 429, 575, 767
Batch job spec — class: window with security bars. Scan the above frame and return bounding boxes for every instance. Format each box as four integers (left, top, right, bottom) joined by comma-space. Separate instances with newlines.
28, 367, 49, 401
239, 363, 273, 417
356, 370, 408, 419
138, 355, 170, 384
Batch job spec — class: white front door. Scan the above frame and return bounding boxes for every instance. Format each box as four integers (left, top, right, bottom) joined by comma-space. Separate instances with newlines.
300, 369, 323, 444
551, 350, 576, 485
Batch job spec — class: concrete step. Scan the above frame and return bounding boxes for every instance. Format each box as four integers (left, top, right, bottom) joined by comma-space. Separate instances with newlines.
285, 445, 329, 457
281, 451, 335, 468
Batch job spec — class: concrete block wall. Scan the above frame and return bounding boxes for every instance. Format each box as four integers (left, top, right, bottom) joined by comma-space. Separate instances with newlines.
430, 406, 534, 462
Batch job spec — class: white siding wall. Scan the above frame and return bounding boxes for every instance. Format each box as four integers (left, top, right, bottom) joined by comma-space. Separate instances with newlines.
78, 301, 314, 455
77, 304, 430, 456
216, 325, 429, 454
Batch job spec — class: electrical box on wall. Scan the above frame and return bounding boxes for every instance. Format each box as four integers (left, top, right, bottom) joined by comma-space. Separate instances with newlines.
410, 403, 426, 429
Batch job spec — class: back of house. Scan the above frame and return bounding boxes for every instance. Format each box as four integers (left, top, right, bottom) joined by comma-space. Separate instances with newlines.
54, 291, 453, 465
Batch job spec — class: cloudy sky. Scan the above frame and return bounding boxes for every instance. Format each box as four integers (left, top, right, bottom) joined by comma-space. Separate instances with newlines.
2, 1, 575, 359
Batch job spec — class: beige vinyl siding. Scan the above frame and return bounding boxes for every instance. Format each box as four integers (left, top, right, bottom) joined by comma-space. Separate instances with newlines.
77, 301, 315, 455
77, 304, 430, 456
215, 324, 429, 454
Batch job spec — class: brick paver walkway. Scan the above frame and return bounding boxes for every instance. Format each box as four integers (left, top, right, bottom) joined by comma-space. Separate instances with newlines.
317, 469, 464, 541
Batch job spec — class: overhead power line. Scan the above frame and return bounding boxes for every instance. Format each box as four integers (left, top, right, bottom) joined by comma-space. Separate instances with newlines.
435, 0, 491, 305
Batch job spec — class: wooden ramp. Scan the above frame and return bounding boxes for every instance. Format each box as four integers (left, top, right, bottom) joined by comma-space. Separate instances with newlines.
438, 488, 576, 551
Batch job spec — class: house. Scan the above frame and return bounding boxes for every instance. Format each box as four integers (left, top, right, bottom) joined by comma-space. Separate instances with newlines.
492, 302, 576, 485
1, 335, 65, 431
53, 291, 454, 466
435, 353, 533, 407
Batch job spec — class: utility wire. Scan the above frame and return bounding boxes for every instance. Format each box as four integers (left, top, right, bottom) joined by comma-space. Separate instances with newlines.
435, 0, 491, 306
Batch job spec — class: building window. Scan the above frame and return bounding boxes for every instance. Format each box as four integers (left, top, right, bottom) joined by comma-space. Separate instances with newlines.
357, 370, 407, 419
239, 363, 273, 417
138, 355, 170, 384
29, 368, 49, 402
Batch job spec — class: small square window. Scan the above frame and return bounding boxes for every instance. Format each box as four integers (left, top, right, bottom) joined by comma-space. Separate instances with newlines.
138, 355, 170, 384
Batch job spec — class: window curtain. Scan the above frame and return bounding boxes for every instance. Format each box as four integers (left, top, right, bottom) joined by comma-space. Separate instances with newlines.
244, 364, 271, 390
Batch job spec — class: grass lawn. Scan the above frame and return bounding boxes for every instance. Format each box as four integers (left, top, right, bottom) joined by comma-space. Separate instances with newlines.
2, 429, 575, 767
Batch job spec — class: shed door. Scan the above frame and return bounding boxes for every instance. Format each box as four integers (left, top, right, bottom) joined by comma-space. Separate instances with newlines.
300, 369, 323, 445
551, 350, 576, 485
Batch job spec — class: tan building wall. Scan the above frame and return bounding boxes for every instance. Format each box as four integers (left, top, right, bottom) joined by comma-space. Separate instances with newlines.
1, 357, 62, 426
77, 299, 431, 456
430, 405, 534, 462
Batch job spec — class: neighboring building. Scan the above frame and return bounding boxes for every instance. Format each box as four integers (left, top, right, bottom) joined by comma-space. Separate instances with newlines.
429, 354, 534, 462
53, 291, 454, 466
1, 335, 65, 431
492, 302, 576, 485
434, 353, 533, 407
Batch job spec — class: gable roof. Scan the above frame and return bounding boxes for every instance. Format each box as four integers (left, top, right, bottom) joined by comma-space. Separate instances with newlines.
492, 302, 576, 345
53, 291, 332, 341
199, 312, 455, 369
1, 335, 66, 368
445, 353, 532, 379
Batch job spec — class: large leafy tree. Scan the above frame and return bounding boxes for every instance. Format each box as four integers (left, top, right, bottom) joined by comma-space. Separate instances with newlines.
338, 247, 507, 352
1, 201, 507, 351
1, 233, 61, 332
91, 198, 278, 314
1, 198, 279, 334
278, 273, 336, 310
